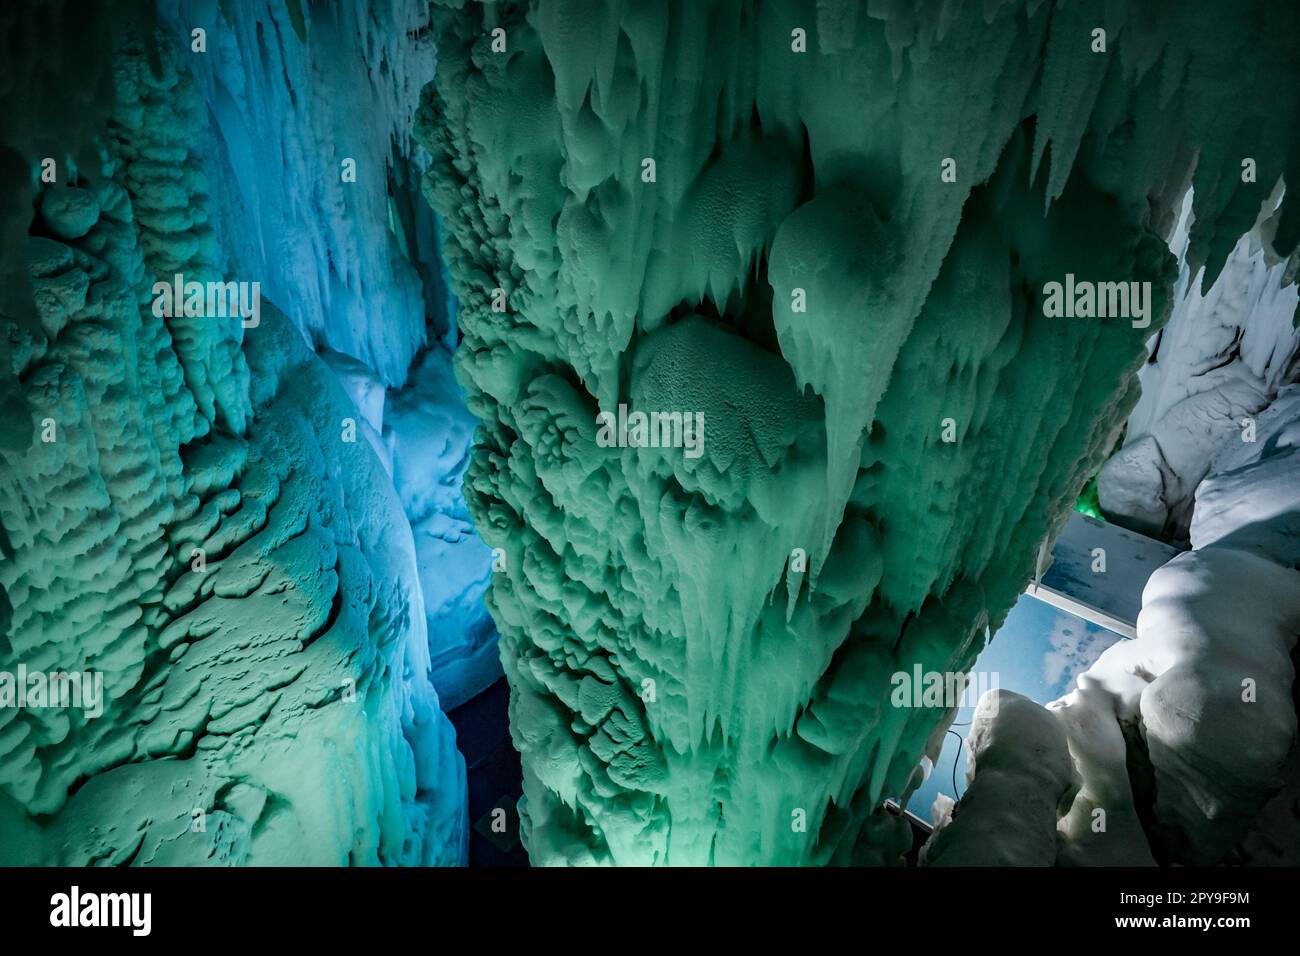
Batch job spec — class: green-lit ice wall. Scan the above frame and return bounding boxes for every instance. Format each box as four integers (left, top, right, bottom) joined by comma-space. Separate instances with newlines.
418, 0, 1299, 864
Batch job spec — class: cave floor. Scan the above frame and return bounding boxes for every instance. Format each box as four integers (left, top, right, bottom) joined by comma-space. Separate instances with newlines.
447, 678, 530, 867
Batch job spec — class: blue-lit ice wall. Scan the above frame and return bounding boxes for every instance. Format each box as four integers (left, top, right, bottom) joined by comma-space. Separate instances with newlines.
158, 0, 437, 383
157, 0, 501, 708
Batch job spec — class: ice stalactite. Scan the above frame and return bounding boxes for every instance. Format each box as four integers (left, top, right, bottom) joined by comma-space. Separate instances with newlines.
0, 11, 467, 865
418, 0, 1300, 864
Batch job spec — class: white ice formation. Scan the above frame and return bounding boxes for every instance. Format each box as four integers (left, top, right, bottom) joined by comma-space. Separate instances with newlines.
926, 384, 1300, 866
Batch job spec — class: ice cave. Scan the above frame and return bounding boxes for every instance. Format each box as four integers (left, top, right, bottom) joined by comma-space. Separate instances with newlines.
1, 0, 1299, 874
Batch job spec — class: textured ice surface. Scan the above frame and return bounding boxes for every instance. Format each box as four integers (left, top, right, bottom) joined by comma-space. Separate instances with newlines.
156, 0, 499, 711
1099, 184, 1300, 543
926, 392, 1300, 866
388, 345, 501, 710
0, 10, 467, 865
4, 0, 1299, 870
155, 0, 447, 385
416, 0, 1298, 865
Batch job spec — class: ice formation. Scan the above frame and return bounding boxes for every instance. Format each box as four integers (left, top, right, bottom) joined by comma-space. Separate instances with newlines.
388, 345, 501, 711
152, 0, 447, 384
0, 2, 476, 865
922, 690, 1082, 867
924, 386, 1300, 865
151, 0, 500, 710
1099, 182, 1300, 543
2, 0, 1298, 870
416, 0, 1299, 864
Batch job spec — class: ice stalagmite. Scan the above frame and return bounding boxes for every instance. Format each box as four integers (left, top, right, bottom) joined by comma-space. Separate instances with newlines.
417, 0, 1300, 864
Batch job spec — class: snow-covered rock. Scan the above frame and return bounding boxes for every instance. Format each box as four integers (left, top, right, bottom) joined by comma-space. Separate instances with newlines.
1191, 384, 1300, 568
